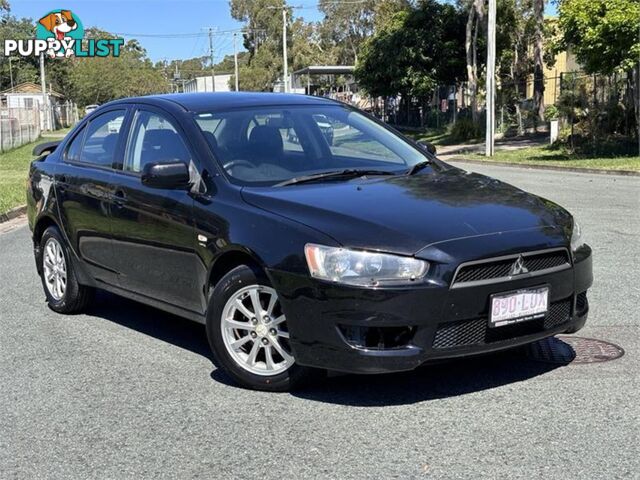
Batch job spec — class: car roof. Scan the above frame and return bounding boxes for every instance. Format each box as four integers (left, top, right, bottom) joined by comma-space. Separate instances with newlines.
107, 92, 341, 113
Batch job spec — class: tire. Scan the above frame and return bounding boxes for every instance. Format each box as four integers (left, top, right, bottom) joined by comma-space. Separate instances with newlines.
206, 264, 314, 391
39, 226, 93, 314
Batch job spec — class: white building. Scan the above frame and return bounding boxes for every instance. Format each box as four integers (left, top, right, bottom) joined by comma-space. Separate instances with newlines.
183, 75, 233, 93
0, 82, 71, 130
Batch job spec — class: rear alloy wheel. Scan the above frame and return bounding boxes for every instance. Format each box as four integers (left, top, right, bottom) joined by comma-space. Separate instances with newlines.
43, 237, 67, 301
206, 265, 313, 391
39, 226, 93, 314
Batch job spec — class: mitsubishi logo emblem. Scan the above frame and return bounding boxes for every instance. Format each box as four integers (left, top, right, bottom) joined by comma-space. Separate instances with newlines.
510, 255, 529, 276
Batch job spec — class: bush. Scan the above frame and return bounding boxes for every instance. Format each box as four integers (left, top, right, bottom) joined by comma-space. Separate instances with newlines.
544, 105, 559, 122
448, 118, 484, 141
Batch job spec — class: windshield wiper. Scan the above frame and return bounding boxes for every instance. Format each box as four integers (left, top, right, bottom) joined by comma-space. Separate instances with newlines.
276, 169, 395, 187
405, 160, 431, 176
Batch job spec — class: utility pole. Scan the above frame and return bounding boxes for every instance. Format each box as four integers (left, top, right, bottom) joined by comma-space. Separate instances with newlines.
267, 5, 289, 93
282, 7, 288, 93
174, 63, 180, 93
233, 32, 239, 92
39, 53, 48, 131
485, 0, 496, 157
8, 57, 14, 91
204, 27, 216, 92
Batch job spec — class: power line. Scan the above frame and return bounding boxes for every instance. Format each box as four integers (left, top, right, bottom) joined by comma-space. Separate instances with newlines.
113, 28, 245, 39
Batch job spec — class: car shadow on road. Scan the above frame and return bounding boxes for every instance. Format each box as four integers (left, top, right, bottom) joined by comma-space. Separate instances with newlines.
289, 350, 571, 406
89, 291, 574, 407
87, 291, 212, 359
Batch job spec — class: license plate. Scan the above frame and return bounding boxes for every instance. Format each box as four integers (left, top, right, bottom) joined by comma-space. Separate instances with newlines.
490, 287, 549, 327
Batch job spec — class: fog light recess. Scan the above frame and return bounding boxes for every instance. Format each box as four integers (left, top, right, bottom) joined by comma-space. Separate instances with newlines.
339, 325, 416, 350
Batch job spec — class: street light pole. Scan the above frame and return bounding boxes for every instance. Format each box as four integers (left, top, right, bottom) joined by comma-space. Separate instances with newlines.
485, 0, 496, 157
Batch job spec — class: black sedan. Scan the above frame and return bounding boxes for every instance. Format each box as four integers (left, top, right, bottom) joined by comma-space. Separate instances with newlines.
27, 93, 592, 391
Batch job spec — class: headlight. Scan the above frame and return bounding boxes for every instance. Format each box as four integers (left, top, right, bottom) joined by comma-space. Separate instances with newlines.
570, 219, 585, 252
304, 244, 429, 286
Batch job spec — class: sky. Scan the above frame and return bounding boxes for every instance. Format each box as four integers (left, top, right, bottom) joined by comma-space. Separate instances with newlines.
8, 0, 557, 64
8, 0, 323, 63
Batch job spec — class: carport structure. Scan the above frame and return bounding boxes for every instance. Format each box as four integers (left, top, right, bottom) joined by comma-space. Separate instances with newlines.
291, 65, 356, 95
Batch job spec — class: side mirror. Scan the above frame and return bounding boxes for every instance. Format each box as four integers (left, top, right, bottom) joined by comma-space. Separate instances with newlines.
418, 140, 437, 155
141, 161, 190, 189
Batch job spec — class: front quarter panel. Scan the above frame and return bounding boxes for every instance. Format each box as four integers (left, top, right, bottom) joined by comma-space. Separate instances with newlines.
192, 185, 338, 314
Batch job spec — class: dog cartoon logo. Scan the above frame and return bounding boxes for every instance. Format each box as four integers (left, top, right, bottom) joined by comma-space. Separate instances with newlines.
36, 9, 84, 58
3, 10, 122, 59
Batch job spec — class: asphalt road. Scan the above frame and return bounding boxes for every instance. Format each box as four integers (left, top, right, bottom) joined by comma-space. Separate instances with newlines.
1, 163, 638, 479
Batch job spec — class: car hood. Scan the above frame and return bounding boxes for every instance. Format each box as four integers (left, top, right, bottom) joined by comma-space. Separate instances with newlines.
241, 169, 572, 255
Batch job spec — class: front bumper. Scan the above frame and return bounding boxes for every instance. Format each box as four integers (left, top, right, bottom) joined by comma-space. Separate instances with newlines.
270, 246, 593, 374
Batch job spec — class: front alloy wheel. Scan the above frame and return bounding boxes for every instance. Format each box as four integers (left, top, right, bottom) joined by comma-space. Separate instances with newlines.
206, 265, 314, 391
221, 285, 294, 376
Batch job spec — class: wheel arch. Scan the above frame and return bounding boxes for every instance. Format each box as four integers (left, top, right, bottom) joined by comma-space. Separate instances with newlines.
33, 214, 59, 243
207, 248, 272, 297
32, 215, 60, 275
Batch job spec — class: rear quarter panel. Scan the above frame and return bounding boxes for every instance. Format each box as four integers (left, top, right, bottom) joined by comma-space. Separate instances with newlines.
27, 155, 59, 236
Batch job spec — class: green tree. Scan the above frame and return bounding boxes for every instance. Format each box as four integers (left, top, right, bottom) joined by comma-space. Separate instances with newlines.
557, 0, 640, 74
230, 0, 289, 91
532, 0, 545, 121
318, 0, 410, 65
356, 0, 466, 123
464, 0, 484, 122
557, 0, 640, 139
67, 29, 170, 106
0, 13, 39, 91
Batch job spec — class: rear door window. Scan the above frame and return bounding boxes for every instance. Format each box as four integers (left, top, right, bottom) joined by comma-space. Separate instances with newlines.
79, 110, 126, 168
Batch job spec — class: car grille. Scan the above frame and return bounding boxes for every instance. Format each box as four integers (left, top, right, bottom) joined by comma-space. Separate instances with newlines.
432, 299, 572, 349
452, 249, 570, 287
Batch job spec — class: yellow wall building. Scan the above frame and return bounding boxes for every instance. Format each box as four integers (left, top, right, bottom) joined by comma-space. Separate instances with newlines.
527, 17, 582, 105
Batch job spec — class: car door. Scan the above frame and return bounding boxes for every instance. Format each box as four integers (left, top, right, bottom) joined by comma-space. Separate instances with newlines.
54, 107, 130, 285
108, 106, 201, 313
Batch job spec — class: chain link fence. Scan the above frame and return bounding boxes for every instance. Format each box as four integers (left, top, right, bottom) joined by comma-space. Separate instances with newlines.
0, 106, 42, 153
0, 101, 79, 153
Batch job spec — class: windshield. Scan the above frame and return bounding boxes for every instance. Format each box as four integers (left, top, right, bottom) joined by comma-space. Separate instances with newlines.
194, 105, 429, 186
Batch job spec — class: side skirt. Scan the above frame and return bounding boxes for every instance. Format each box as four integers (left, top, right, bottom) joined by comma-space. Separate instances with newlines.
95, 280, 206, 324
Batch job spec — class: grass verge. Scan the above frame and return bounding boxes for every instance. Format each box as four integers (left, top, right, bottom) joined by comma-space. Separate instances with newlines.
0, 128, 72, 216
457, 145, 640, 172
0, 140, 40, 215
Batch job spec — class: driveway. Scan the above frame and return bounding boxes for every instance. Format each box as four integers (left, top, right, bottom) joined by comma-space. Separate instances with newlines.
1, 163, 637, 479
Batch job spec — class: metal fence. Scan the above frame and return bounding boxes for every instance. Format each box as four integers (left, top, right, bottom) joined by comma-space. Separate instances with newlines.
0, 107, 41, 153
371, 71, 638, 142
0, 102, 79, 153
52, 101, 79, 131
